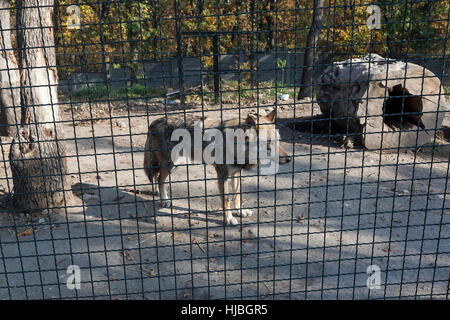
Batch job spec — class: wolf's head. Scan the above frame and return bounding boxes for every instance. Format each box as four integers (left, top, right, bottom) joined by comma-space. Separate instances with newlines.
247, 109, 291, 165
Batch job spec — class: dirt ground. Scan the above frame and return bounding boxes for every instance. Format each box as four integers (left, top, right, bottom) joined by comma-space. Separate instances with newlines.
0, 97, 449, 300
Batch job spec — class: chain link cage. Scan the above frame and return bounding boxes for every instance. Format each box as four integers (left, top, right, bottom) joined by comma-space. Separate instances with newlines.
0, 0, 449, 300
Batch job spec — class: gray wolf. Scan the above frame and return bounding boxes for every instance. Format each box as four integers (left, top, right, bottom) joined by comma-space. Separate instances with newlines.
143, 109, 291, 225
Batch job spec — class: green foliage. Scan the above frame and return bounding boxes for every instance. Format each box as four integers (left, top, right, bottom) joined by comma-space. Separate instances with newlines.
374, 0, 450, 56
54, 0, 449, 78
444, 85, 450, 95
71, 84, 109, 101
129, 84, 148, 96
185, 79, 296, 105
277, 58, 287, 69
68, 84, 167, 102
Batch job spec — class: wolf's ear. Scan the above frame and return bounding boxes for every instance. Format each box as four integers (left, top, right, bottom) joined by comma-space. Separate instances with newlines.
265, 108, 277, 122
247, 113, 258, 125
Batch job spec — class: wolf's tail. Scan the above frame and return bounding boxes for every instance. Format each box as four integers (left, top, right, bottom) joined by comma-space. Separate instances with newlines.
143, 137, 159, 184
144, 164, 158, 184
144, 155, 160, 183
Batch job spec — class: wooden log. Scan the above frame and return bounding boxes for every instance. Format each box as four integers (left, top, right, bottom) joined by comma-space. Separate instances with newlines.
316, 54, 448, 150
298, 0, 325, 99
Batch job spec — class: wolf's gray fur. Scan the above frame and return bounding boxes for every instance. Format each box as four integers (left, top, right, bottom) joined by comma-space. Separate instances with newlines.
143, 109, 291, 225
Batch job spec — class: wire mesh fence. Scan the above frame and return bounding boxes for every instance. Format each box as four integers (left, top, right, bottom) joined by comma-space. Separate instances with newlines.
0, 0, 449, 300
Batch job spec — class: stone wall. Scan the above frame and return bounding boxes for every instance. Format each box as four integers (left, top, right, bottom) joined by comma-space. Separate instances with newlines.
58, 52, 450, 93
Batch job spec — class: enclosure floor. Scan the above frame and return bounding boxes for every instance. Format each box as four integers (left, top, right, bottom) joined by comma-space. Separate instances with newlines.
0, 103, 448, 300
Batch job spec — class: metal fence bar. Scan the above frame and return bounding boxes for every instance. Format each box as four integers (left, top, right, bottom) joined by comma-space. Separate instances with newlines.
0, 0, 448, 300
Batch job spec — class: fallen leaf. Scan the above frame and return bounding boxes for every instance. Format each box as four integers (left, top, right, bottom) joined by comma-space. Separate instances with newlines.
18, 228, 33, 237
122, 250, 132, 261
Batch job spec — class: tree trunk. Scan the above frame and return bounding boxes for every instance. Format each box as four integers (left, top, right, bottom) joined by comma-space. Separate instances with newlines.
126, 1, 141, 87
249, 0, 256, 87
151, 0, 159, 58
383, 6, 395, 58
298, 0, 324, 99
100, 2, 111, 82
264, 0, 275, 50
9, 0, 70, 213
0, 0, 21, 137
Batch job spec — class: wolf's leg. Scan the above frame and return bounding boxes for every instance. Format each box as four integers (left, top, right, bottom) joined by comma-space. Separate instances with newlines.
144, 150, 160, 195
158, 167, 171, 208
231, 173, 253, 218
143, 141, 152, 182
215, 167, 237, 225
